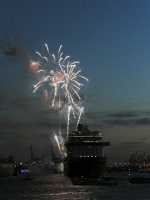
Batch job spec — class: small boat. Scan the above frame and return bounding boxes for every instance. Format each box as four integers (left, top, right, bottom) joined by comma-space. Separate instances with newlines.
23, 174, 33, 180
129, 174, 150, 183
138, 168, 145, 173
71, 176, 118, 185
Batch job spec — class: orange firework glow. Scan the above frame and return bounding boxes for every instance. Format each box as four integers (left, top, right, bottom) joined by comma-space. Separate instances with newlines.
55, 74, 64, 82
51, 81, 57, 87
43, 89, 48, 99
28, 60, 40, 72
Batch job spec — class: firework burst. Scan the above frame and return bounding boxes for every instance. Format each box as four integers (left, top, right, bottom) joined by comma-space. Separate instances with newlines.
33, 44, 88, 134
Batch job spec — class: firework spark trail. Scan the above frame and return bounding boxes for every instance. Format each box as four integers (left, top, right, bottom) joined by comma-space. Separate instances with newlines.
33, 44, 88, 135
76, 107, 84, 128
36, 51, 43, 59
58, 45, 62, 56
45, 43, 50, 55
61, 153, 67, 159
67, 106, 71, 136
59, 94, 61, 107
54, 134, 62, 156
53, 128, 67, 160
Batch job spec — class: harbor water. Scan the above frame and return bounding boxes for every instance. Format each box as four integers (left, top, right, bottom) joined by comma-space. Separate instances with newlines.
0, 172, 150, 200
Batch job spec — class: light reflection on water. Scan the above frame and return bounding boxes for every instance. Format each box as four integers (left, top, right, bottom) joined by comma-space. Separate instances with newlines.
0, 172, 150, 200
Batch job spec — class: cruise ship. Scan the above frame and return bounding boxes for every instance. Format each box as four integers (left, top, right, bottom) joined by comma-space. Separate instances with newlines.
64, 123, 110, 178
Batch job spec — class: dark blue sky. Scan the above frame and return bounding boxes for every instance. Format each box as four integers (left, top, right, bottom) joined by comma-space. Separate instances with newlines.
0, 0, 150, 163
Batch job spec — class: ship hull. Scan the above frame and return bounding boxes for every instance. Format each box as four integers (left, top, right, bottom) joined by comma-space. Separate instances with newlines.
64, 157, 106, 178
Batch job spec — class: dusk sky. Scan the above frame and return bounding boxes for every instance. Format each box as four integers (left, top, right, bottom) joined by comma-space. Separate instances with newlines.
1, 0, 150, 164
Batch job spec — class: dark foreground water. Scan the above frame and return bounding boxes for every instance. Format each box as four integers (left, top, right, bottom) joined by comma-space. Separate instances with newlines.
0, 172, 150, 200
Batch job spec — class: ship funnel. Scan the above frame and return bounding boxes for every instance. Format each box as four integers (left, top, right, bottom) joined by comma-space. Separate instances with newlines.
77, 123, 83, 132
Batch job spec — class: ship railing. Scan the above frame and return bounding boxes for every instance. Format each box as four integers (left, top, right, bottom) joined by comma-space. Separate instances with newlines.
67, 140, 103, 143
69, 135, 103, 137
65, 141, 110, 146
68, 137, 103, 140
